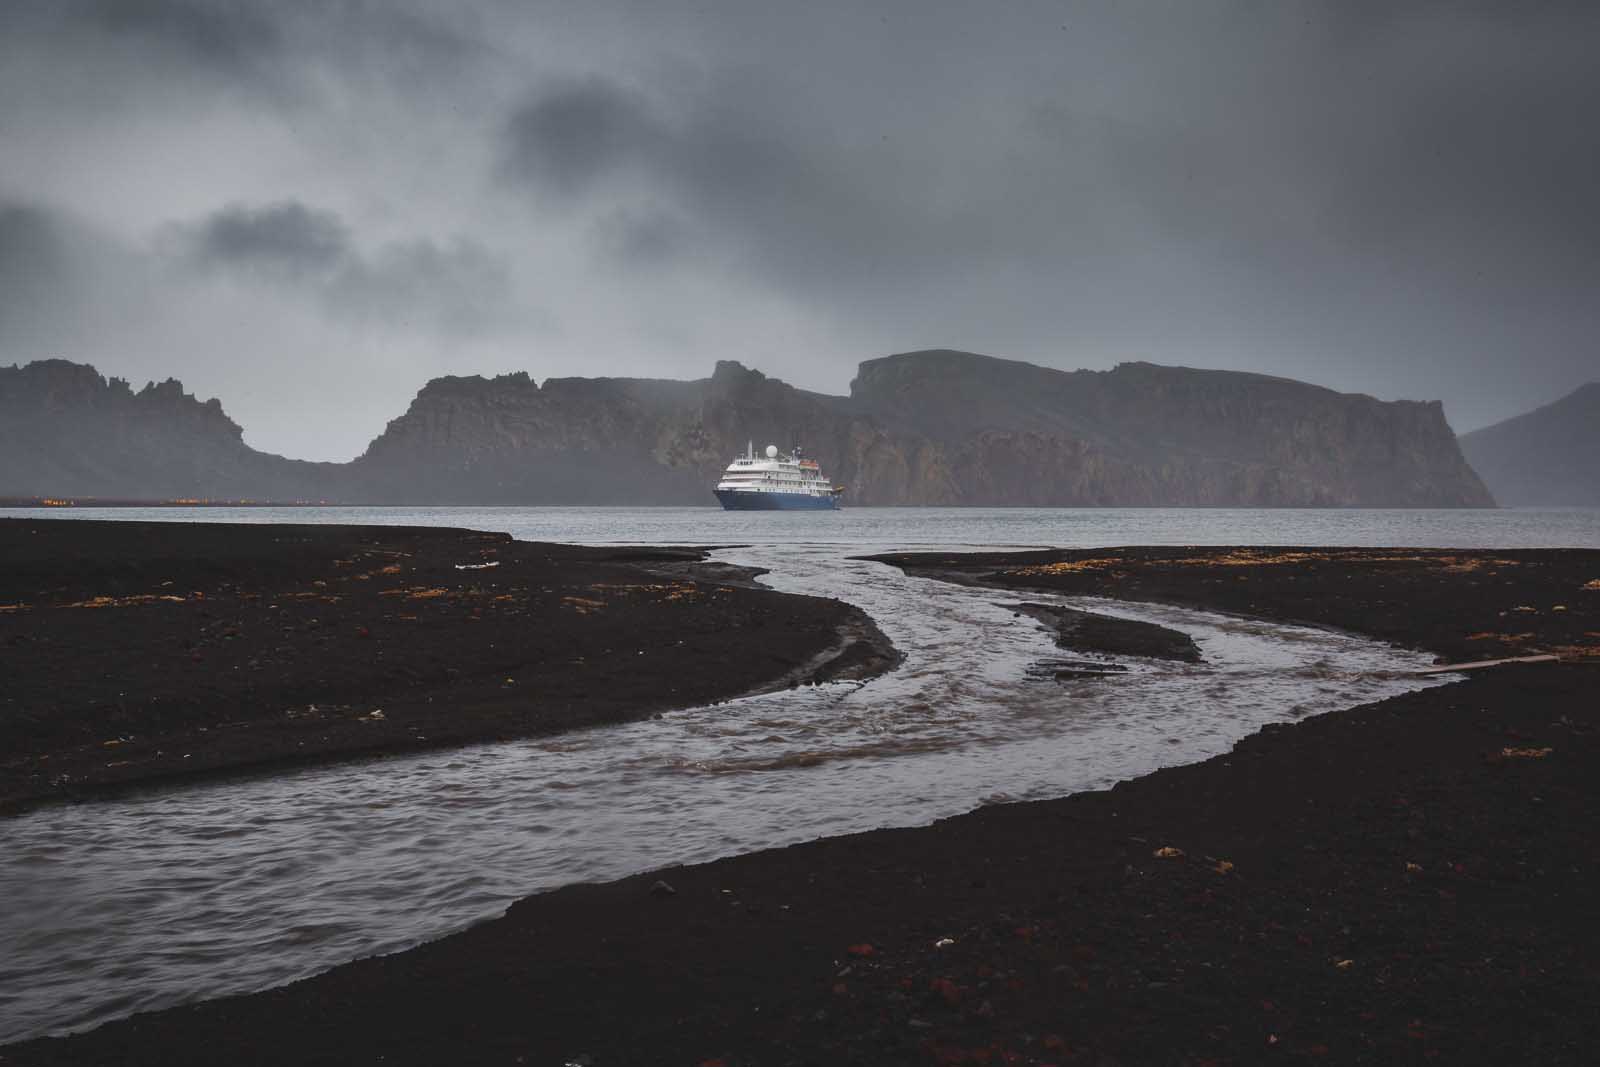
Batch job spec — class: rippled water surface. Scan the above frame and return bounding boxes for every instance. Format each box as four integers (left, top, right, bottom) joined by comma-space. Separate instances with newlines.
2, 506, 1594, 1044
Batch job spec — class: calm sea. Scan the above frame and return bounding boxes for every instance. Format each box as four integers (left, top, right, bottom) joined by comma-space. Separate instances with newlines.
6, 503, 1598, 548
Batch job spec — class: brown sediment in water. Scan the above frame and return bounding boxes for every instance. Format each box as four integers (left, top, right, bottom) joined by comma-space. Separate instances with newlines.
5, 544, 1600, 1065
0, 519, 895, 814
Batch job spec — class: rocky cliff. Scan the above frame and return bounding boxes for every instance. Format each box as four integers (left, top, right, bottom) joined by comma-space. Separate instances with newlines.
2, 352, 1495, 507
844, 351, 1494, 506
351, 350, 1492, 507
0, 360, 334, 500
1459, 383, 1600, 506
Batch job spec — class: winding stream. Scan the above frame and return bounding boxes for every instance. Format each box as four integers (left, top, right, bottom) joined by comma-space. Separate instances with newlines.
1, 540, 1445, 1045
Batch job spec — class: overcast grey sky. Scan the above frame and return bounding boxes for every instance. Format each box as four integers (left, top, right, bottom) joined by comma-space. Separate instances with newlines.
2, 1, 1596, 460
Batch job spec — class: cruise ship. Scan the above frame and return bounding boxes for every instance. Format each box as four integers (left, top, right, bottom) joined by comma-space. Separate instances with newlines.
713, 443, 843, 510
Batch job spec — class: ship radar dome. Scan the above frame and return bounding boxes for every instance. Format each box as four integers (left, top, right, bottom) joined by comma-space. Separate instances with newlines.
765, 444, 779, 458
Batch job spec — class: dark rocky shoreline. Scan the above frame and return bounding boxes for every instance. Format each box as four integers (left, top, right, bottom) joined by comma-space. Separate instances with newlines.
0, 519, 895, 814
5, 540, 1598, 1065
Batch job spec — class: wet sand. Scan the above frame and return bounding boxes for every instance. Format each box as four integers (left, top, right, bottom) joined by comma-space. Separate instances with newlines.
0, 519, 894, 814
6, 542, 1599, 1065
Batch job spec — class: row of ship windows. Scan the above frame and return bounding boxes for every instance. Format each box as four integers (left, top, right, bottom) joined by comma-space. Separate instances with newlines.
721, 482, 823, 488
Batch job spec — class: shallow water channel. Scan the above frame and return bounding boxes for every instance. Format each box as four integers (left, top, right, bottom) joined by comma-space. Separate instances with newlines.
0, 543, 1444, 1044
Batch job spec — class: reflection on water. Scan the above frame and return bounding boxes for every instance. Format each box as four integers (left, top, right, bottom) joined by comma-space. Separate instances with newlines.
0, 537, 1446, 1045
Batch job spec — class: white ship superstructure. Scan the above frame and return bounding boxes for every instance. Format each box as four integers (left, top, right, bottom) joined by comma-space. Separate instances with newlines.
713, 443, 843, 510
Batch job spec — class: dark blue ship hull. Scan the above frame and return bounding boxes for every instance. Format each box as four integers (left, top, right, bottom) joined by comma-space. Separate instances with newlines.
714, 489, 840, 510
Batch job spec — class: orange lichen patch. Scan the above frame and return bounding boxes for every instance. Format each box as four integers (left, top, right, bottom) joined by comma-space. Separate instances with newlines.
57, 593, 190, 609
1501, 747, 1553, 759
1584, 579, 1600, 591
352, 561, 406, 580
1435, 557, 1522, 573
1010, 558, 1122, 576
1209, 550, 1345, 566
561, 596, 606, 614
1016, 550, 1527, 577
587, 581, 701, 601
403, 588, 451, 600
0, 603, 32, 613
1549, 644, 1600, 660
1464, 632, 1500, 641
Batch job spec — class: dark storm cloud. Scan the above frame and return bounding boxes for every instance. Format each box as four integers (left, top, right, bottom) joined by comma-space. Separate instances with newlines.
0, 204, 70, 302
499, 72, 988, 296
170, 202, 513, 335
338, 238, 513, 335
0, 204, 77, 353
72, 0, 284, 76
0, 0, 492, 110
0, 0, 289, 108
501, 6, 1600, 285
0, 201, 154, 358
183, 202, 348, 279
594, 208, 693, 266
503, 80, 665, 197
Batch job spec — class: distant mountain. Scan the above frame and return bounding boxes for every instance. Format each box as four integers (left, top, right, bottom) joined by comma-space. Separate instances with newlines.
1458, 384, 1600, 506
0, 360, 335, 500
1, 352, 1495, 507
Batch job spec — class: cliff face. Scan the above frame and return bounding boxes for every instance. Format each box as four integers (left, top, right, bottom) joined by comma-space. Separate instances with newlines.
1458, 383, 1600, 506
0, 360, 334, 500
847, 352, 1493, 506
2, 352, 1495, 507
352, 350, 1493, 507
349, 371, 709, 503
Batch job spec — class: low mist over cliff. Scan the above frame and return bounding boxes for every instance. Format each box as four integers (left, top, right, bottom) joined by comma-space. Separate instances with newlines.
1459, 384, 1600, 506
2, 351, 1494, 507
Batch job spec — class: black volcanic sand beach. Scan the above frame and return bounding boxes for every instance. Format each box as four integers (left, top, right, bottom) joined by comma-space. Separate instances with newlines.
0, 519, 893, 813
7, 544, 1600, 1066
